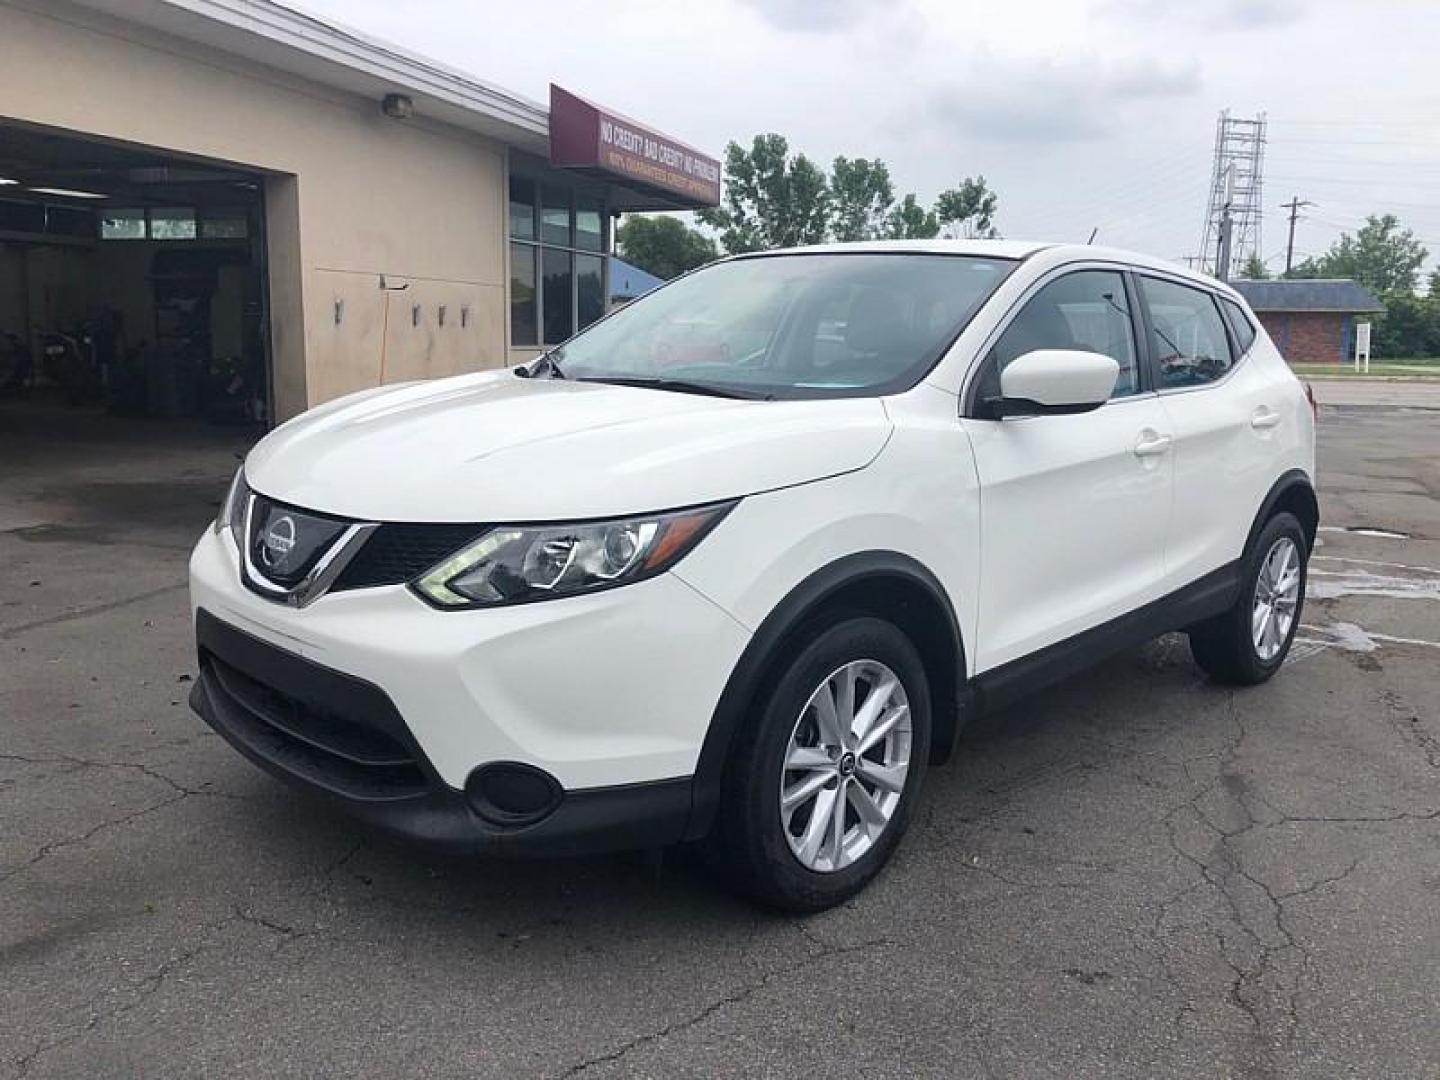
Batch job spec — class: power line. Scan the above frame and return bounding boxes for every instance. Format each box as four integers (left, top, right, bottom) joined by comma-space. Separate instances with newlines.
1267, 173, 1440, 188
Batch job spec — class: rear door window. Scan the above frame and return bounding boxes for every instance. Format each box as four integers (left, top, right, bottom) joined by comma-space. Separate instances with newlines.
1140, 277, 1235, 389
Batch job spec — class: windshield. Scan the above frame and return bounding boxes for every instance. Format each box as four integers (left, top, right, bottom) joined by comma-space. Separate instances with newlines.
547, 253, 1017, 399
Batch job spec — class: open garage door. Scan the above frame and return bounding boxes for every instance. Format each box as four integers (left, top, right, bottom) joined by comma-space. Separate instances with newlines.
0, 123, 271, 429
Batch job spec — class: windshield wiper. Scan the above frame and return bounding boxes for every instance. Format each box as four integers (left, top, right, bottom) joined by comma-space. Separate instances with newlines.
514, 351, 566, 380
576, 376, 766, 400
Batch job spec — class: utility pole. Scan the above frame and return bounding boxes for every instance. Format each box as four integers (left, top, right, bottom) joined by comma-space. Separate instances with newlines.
1282, 196, 1314, 276
1217, 164, 1236, 282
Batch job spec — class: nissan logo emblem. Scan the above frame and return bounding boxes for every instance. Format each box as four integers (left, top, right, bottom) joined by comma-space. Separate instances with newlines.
260, 515, 298, 568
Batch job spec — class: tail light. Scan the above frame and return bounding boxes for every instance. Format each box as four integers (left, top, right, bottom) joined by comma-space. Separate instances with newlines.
1303, 380, 1318, 420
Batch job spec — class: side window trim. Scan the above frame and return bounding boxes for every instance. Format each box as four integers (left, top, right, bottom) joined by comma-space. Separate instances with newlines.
962, 261, 1145, 418
1220, 296, 1257, 358
1134, 272, 1247, 395
1121, 269, 1154, 395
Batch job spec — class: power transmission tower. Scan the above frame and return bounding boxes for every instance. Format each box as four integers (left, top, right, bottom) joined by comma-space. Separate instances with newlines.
1282, 196, 1315, 276
1199, 110, 1266, 281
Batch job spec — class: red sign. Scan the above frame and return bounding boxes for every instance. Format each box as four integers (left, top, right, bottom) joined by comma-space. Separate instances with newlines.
548, 85, 721, 208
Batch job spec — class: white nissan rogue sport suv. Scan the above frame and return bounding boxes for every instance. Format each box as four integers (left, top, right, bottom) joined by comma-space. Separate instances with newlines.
190, 241, 1316, 911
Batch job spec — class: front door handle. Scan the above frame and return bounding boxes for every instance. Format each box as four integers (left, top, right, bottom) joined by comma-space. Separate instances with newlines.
1251, 406, 1281, 430
1133, 431, 1173, 457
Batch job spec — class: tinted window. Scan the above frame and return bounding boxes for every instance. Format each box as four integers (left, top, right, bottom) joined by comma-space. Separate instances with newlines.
542, 247, 574, 344
510, 242, 537, 346
548, 254, 1014, 400
541, 185, 571, 247
576, 196, 604, 253
576, 253, 604, 331
508, 177, 536, 240
1221, 296, 1257, 355
1141, 277, 1234, 388
983, 269, 1139, 400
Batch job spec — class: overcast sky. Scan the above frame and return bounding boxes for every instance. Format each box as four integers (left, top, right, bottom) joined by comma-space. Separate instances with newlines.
295, 0, 1440, 274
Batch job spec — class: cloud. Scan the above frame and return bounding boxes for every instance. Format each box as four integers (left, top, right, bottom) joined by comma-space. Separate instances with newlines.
735, 0, 880, 32
928, 56, 1202, 144
1103, 0, 1305, 30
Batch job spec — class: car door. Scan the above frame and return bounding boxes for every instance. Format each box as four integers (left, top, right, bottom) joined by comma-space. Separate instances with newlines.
964, 266, 1174, 673
1140, 276, 1285, 590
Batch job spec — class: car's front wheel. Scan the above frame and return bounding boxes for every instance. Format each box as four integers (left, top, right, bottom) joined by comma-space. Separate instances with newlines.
1188, 511, 1308, 684
715, 616, 931, 912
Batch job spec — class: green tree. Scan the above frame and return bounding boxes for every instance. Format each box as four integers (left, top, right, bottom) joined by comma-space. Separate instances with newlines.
935, 176, 998, 239
1370, 291, 1440, 359
615, 214, 718, 280
1240, 254, 1269, 280
1291, 213, 1428, 293
882, 194, 939, 239
696, 134, 830, 253
700, 133, 1002, 253
829, 156, 895, 242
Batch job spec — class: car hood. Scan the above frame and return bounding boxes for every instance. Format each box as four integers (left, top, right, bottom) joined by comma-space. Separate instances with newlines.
244, 370, 893, 522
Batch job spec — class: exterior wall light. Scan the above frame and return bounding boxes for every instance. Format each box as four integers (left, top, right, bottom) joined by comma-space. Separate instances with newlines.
382, 94, 414, 120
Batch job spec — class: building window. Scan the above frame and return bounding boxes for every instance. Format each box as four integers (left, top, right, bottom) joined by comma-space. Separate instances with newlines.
150, 207, 197, 240
576, 196, 603, 253
200, 208, 249, 239
510, 241, 538, 347
577, 253, 604, 330
508, 166, 608, 347
100, 208, 146, 240
509, 176, 536, 241
542, 248, 573, 344
541, 185, 571, 247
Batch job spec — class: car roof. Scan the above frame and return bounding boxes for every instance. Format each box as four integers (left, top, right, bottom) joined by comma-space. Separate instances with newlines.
754, 239, 1050, 260
743, 239, 1239, 300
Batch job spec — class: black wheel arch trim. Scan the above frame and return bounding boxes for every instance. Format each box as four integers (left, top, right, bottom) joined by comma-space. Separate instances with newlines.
684, 550, 967, 842
1247, 468, 1319, 555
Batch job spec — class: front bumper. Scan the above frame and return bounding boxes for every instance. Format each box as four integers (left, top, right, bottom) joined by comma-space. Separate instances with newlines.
188, 526, 751, 854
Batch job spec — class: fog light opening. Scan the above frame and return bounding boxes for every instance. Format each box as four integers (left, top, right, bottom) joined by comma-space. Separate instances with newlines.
465, 762, 563, 826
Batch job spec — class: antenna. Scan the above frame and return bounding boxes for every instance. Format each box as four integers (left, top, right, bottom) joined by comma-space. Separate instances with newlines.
1198, 109, 1266, 280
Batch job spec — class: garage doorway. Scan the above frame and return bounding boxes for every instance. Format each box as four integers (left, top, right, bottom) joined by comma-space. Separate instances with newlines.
0, 123, 272, 432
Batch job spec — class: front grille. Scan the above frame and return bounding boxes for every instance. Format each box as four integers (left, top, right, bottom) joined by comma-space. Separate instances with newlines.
246, 495, 350, 589
330, 523, 485, 592
201, 652, 429, 801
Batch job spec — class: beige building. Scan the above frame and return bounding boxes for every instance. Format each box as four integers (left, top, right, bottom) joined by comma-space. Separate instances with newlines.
0, 0, 718, 425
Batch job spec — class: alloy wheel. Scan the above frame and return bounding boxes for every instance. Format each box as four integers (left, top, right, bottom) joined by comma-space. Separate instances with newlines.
779, 659, 912, 873
1252, 535, 1301, 662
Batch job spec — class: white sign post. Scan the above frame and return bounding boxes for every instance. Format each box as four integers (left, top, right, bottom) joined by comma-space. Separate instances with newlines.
1355, 321, 1372, 374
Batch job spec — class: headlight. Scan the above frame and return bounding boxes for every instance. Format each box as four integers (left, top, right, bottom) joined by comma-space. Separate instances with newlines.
215, 466, 249, 548
412, 502, 736, 608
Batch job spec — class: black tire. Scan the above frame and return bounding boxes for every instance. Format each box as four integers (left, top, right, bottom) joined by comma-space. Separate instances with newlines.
712, 616, 931, 913
1188, 511, 1308, 685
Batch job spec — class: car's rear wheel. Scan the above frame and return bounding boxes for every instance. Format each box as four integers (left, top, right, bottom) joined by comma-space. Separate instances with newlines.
1188, 511, 1307, 684
714, 616, 930, 912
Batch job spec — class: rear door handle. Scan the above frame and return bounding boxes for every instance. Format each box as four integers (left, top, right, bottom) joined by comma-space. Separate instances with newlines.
1251, 407, 1281, 430
1133, 432, 1173, 457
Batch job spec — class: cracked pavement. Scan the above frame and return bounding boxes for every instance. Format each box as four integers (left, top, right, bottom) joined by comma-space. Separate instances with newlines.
3, 392, 1439, 1078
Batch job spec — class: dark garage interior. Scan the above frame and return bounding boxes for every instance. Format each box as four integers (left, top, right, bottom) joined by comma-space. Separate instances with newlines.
0, 123, 271, 432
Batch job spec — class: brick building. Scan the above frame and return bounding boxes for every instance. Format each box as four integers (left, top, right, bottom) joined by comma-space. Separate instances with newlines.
1231, 279, 1385, 365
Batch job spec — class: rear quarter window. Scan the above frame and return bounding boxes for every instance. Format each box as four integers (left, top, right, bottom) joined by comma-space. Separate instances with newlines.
1221, 297, 1258, 355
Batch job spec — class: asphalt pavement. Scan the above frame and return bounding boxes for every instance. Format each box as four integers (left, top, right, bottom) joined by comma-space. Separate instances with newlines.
2, 389, 1438, 1078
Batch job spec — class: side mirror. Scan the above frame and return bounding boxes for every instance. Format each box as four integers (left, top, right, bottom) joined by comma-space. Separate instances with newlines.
985, 349, 1119, 418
